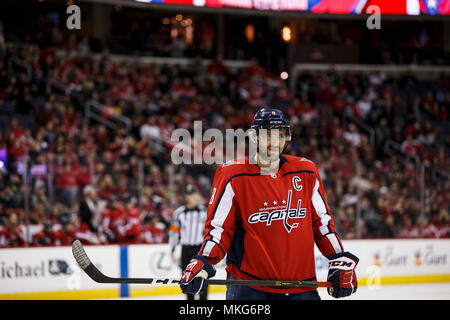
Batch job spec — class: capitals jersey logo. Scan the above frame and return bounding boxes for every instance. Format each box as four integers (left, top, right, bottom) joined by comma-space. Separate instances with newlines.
248, 189, 306, 234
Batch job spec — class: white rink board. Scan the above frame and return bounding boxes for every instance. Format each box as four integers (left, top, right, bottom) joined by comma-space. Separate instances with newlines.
0, 245, 119, 294
127, 244, 228, 281
340, 239, 450, 281
0, 239, 448, 298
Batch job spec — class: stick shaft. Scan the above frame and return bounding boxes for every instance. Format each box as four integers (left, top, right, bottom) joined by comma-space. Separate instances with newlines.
72, 240, 332, 288
209, 279, 332, 288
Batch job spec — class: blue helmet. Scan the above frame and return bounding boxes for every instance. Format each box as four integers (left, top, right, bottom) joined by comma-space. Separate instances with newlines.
251, 108, 291, 140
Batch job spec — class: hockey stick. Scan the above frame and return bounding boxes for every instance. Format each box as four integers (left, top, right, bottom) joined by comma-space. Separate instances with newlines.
72, 240, 332, 288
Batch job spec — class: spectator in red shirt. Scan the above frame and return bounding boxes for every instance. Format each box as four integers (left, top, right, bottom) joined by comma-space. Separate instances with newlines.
98, 196, 124, 243
32, 220, 57, 246
399, 215, 420, 238
76, 164, 91, 190
422, 209, 450, 238
97, 174, 117, 200
6, 118, 23, 141
4, 212, 26, 247
70, 212, 100, 245
56, 163, 79, 205
140, 215, 166, 244
120, 197, 142, 243
52, 213, 76, 246
94, 125, 110, 151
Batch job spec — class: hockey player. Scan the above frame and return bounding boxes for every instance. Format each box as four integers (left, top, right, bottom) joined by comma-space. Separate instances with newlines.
180, 108, 359, 300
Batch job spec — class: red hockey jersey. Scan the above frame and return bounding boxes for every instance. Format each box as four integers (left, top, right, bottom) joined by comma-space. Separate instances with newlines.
199, 154, 344, 293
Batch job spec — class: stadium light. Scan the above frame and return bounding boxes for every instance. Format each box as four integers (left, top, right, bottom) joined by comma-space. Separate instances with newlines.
281, 26, 292, 43
245, 24, 255, 43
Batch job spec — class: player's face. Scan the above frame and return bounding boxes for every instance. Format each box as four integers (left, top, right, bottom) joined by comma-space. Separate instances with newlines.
257, 129, 287, 161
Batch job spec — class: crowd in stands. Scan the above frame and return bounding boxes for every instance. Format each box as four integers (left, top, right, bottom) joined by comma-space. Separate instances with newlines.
0, 20, 449, 247
290, 70, 449, 238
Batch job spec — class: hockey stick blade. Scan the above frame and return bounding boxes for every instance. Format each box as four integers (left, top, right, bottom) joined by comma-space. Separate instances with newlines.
72, 239, 170, 284
72, 240, 332, 287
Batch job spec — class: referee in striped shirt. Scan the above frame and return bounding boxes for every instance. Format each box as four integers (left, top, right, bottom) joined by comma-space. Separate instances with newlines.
169, 184, 208, 300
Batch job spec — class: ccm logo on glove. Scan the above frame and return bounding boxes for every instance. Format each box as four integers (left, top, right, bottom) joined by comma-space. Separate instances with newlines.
327, 252, 359, 299
329, 258, 357, 269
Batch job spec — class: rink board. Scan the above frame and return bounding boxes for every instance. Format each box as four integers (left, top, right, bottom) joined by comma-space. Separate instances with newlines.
0, 239, 448, 299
